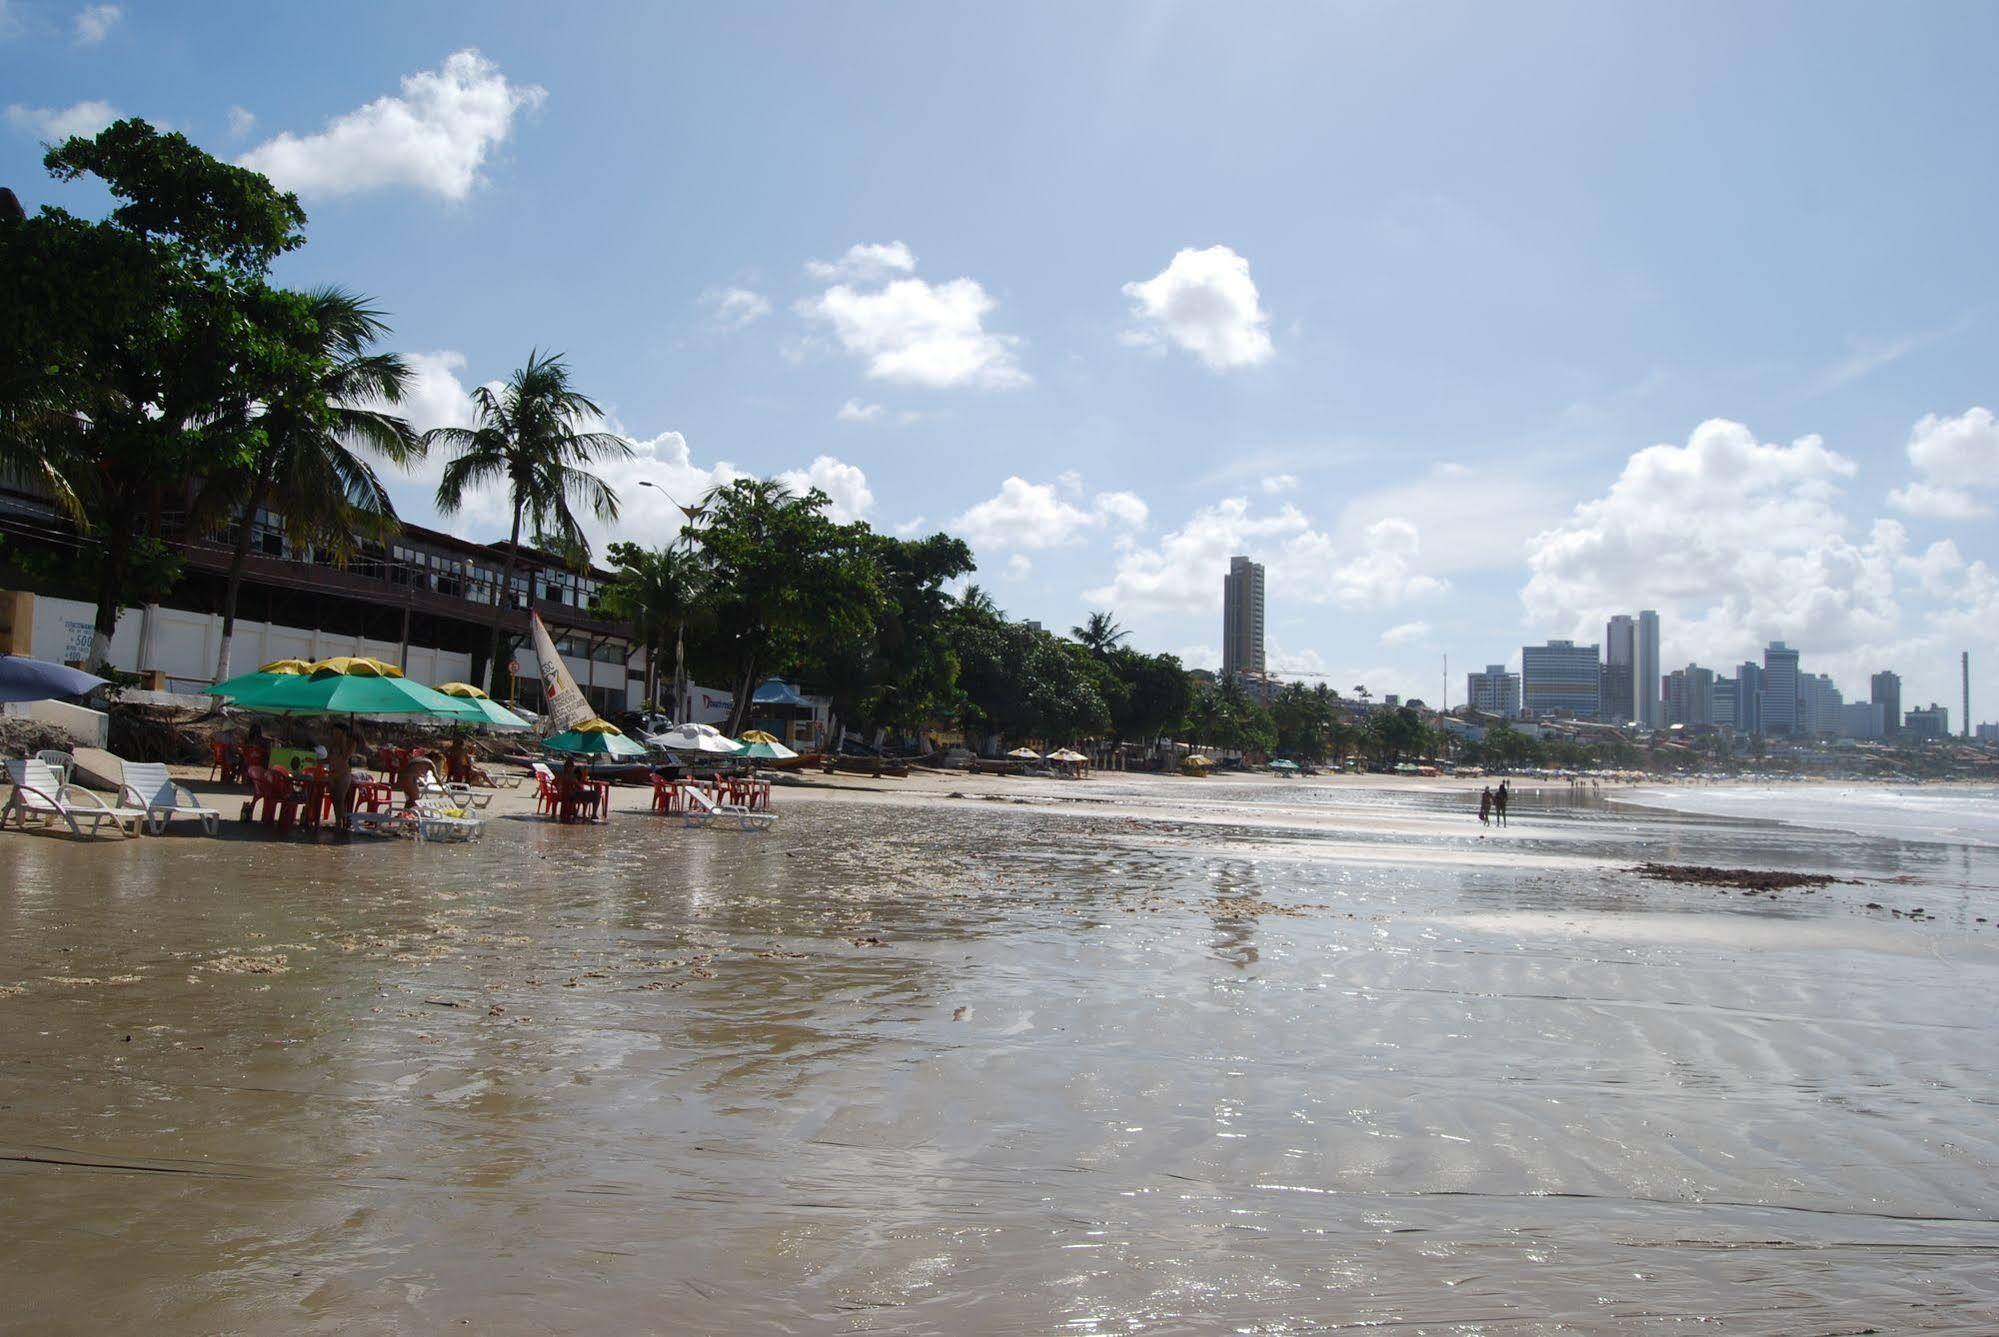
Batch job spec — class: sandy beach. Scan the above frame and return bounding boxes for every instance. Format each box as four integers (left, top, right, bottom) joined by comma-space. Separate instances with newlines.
4, 765, 1997, 1331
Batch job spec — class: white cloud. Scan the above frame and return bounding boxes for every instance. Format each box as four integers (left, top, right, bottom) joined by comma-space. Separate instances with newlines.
5, 99, 118, 140
1380, 620, 1430, 646
1121, 244, 1274, 371
226, 105, 256, 138
776, 455, 874, 523
1521, 418, 1903, 669
1261, 473, 1298, 494
1889, 407, 1999, 519
1335, 461, 1563, 575
892, 515, 929, 537
951, 477, 1149, 551
805, 241, 916, 283
73, 3, 118, 43
836, 399, 883, 423
801, 271, 1027, 390
1087, 498, 1446, 614
1005, 553, 1033, 580
703, 286, 770, 332
239, 48, 545, 201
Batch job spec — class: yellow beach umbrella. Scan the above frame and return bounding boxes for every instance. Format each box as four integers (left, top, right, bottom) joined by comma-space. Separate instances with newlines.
311, 656, 404, 678
257, 658, 315, 675
570, 717, 624, 735
434, 682, 492, 699
739, 729, 782, 745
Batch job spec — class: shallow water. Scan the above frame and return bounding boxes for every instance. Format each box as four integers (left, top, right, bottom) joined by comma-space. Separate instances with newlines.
4, 778, 1998, 1332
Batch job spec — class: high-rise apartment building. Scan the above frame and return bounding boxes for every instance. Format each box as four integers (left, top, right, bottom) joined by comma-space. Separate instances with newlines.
1871, 670, 1902, 739
1602, 615, 1636, 723
1635, 610, 1662, 729
1713, 675, 1737, 728
1466, 664, 1522, 717
1221, 555, 1265, 681
1762, 642, 1800, 735
1522, 640, 1602, 718
1736, 661, 1765, 735
1905, 702, 1950, 740
1664, 663, 1715, 726
1798, 672, 1843, 737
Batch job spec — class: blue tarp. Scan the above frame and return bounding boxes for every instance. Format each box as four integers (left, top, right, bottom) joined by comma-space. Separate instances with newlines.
751, 679, 813, 708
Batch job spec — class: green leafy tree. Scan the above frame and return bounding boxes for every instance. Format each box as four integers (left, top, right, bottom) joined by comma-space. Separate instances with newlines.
1109, 649, 1192, 745
1364, 706, 1431, 768
599, 540, 705, 712
814, 530, 975, 736
685, 478, 887, 736
0, 119, 307, 666
426, 350, 632, 693
196, 287, 419, 681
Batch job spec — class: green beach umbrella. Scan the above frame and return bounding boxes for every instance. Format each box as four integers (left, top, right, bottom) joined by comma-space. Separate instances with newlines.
204, 657, 316, 701
735, 737, 798, 761
433, 681, 531, 732
1269, 758, 1300, 771
545, 719, 649, 757
225, 664, 488, 722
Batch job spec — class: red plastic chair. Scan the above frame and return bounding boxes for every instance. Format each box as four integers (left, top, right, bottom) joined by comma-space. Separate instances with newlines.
250, 766, 303, 833
533, 768, 562, 817
208, 741, 242, 785
649, 773, 681, 814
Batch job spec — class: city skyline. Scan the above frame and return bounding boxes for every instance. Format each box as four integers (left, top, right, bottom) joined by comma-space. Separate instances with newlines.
4, 5, 1996, 714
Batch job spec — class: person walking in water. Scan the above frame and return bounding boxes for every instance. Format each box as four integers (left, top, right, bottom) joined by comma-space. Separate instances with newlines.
1477, 786, 1492, 826
1495, 779, 1510, 827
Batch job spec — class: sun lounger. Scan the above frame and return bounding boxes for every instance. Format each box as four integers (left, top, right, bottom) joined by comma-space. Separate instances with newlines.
682, 783, 777, 831
116, 760, 221, 835
347, 807, 410, 836
420, 776, 492, 810
413, 795, 483, 842
2, 758, 146, 837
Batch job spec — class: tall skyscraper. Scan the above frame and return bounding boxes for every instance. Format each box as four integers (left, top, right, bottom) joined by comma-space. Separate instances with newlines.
1714, 675, 1738, 728
1664, 663, 1715, 726
1635, 610, 1662, 729
1221, 555, 1265, 681
1466, 664, 1521, 717
1736, 661, 1765, 735
1798, 672, 1843, 737
1522, 640, 1602, 718
1762, 641, 1800, 735
1871, 670, 1901, 738
1602, 615, 1636, 723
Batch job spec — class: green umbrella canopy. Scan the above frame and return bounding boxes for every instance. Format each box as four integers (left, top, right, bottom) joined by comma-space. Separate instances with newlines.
735, 738, 799, 761
431, 682, 530, 731
545, 727, 649, 757
224, 667, 488, 722
204, 659, 315, 701
1269, 758, 1300, 770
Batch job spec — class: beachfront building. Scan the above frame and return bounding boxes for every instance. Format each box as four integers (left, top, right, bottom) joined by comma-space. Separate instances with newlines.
0, 484, 646, 717
1664, 663, 1715, 727
1872, 670, 1902, 739
1762, 642, 1801, 735
1602, 615, 1636, 723
1840, 701, 1886, 740
1221, 555, 1266, 682
1905, 702, 1950, 740
1466, 664, 1521, 717
1635, 610, 1662, 729
1799, 672, 1844, 738
1713, 675, 1737, 728
1736, 661, 1766, 735
1521, 639, 1601, 718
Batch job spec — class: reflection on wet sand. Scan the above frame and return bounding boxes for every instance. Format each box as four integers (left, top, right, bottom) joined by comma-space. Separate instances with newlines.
3, 778, 1999, 1329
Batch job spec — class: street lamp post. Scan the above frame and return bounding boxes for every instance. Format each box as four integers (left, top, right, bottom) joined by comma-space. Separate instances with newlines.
636, 480, 697, 725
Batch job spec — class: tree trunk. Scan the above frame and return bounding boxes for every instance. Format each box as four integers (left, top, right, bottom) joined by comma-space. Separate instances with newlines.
725, 656, 758, 737
87, 523, 130, 671
486, 502, 525, 697
214, 475, 270, 684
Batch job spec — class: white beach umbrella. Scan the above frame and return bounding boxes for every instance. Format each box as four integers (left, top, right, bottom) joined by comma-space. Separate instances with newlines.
653, 722, 745, 755
1007, 746, 1043, 760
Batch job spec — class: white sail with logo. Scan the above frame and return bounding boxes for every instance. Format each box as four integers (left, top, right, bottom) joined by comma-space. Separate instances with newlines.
529, 611, 594, 734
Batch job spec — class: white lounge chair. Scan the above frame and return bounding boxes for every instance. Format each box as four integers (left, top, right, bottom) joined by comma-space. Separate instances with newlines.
682, 783, 776, 832
35, 749, 75, 786
419, 776, 492, 810
2, 758, 146, 838
117, 760, 221, 835
413, 794, 483, 843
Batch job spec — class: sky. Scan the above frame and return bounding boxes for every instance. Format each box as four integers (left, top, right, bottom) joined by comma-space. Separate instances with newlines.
5, 2, 1999, 719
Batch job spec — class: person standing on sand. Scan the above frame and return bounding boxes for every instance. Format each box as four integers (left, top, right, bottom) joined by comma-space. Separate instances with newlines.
1495, 779, 1509, 827
1478, 787, 1492, 825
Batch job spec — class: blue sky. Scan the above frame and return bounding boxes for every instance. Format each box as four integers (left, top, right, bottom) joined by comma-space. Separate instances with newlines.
6, 2, 1999, 716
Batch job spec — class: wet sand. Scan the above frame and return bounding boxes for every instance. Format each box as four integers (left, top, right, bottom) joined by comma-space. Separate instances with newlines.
4, 770, 1998, 1331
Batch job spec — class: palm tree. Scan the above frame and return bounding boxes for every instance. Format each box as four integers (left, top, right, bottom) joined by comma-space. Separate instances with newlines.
199, 288, 420, 682
425, 351, 633, 695
1071, 609, 1128, 657
600, 541, 703, 714
957, 584, 1005, 625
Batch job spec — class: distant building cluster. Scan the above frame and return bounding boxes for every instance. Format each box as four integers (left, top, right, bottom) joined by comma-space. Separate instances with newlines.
1469, 608, 1974, 743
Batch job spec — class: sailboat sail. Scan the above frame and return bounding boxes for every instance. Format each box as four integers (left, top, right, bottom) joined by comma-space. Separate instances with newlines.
529, 611, 593, 732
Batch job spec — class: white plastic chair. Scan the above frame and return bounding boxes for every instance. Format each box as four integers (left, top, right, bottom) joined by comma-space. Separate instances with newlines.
2, 758, 145, 837
35, 749, 75, 786
682, 783, 776, 832
116, 760, 221, 835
